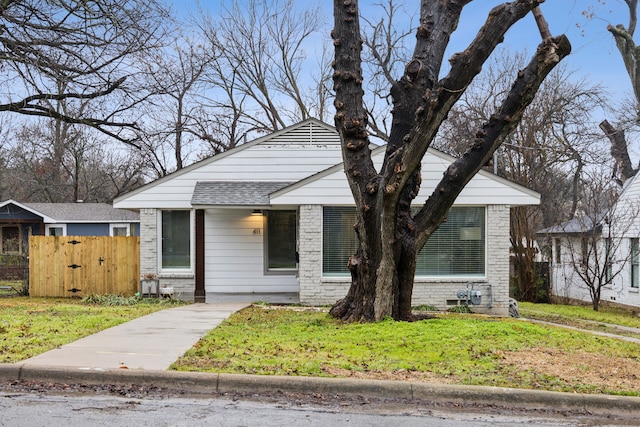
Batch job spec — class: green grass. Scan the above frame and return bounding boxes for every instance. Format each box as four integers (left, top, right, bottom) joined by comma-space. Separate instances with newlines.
0, 296, 175, 363
4, 296, 640, 396
519, 302, 640, 328
172, 305, 640, 396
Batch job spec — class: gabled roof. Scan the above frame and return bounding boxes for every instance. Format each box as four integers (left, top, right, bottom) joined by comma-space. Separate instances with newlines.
114, 118, 337, 205
537, 214, 603, 235
191, 181, 294, 207
0, 199, 139, 223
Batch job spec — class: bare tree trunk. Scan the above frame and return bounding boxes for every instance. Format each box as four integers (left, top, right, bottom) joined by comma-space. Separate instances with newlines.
600, 119, 637, 184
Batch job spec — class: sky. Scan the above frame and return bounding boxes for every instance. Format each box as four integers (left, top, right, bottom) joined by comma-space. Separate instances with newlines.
166, 0, 631, 97
168, 0, 634, 118
458, 1, 631, 100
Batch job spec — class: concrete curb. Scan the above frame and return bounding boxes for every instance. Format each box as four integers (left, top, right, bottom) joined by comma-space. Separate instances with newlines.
1, 363, 640, 416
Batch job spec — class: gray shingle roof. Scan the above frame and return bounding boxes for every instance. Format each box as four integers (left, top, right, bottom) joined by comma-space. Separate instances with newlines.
537, 213, 603, 235
23, 203, 139, 222
191, 181, 294, 206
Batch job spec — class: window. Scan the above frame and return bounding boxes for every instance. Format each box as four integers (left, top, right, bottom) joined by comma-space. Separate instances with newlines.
581, 238, 589, 267
631, 238, 639, 289
46, 225, 65, 236
554, 238, 561, 264
605, 237, 613, 283
322, 206, 485, 277
161, 210, 191, 269
111, 224, 129, 236
416, 206, 485, 277
323, 207, 358, 276
1, 226, 19, 252
265, 210, 297, 271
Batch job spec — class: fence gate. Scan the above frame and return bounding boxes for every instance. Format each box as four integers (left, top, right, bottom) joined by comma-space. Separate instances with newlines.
29, 236, 140, 297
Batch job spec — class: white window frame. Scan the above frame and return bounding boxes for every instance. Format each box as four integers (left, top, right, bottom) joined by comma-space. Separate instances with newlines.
631, 238, 639, 289
157, 209, 194, 274
45, 224, 67, 236
110, 223, 130, 236
263, 209, 298, 275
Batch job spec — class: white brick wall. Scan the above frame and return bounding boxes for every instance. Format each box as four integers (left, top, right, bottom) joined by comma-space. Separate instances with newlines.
139, 208, 157, 278
298, 204, 510, 316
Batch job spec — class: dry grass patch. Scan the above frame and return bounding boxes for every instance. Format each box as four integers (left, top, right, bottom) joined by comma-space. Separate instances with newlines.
501, 348, 640, 394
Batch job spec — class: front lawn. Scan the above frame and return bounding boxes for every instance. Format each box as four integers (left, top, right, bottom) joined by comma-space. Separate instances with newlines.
172, 305, 640, 396
0, 296, 175, 363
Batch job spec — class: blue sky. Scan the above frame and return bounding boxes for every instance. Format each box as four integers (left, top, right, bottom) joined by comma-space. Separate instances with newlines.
460, 1, 631, 100
169, 0, 634, 108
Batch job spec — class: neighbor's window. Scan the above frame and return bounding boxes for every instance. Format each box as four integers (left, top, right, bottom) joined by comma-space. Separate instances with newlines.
605, 237, 613, 283
581, 238, 589, 267
554, 238, 561, 264
322, 206, 485, 277
47, 226, 65, 236
266, 210, 297, 271
631, 238, 639, 289
1, 226, 19, 252
161, 210, 191, 269
111, 224, 129, 236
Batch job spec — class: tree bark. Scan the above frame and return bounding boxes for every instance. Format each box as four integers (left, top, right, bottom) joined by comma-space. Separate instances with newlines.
600, 119, 637, 184
331, 0, 570, 322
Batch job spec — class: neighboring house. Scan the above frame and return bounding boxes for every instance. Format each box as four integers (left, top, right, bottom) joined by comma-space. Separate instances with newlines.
0, 199, 140, 254
540, 174, 640, 309
113, 119, 540, 316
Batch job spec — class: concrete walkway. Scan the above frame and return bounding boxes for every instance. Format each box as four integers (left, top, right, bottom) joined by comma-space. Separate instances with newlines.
21, 303, 249, 371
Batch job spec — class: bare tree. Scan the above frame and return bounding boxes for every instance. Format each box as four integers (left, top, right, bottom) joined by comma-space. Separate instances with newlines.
550, 166, 638, 311
329, 0, 570, 321
360, 0, 415, 142
7, 119, 145, 203
0, 0, 170, 146
600, 0, 640, 183
198, 0, 326, 138
139, 36, 215, 175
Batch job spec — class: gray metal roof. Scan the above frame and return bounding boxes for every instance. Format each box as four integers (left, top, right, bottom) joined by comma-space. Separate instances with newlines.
191, 181, 294, 206
23, 203, 139, 222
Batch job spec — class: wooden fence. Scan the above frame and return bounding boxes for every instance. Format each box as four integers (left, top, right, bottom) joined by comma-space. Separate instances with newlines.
29, 236, 140, 297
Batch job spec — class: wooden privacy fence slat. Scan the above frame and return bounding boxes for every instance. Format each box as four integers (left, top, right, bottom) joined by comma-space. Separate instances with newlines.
29, 236, 140, 297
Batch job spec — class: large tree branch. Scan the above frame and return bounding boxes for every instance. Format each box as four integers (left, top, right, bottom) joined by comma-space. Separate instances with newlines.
607, 23, 640, 104
626, 0, 638, 36
600, 119, 637, 184
414, 34, 571, 247
0, 77, 141, 148
382, 0, 545, 209
532, 6, 551, 40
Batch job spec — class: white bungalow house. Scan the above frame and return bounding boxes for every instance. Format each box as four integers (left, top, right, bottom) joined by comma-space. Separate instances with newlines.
113, 119, 540, 316
539, 173, 640, 310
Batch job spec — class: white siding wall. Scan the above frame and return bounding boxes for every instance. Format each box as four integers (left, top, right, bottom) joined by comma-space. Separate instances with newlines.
204, 208, 298, 294
115, 122, 343, 209
551, 235, 640, 308
272, 149, 539, 207
299, 204, 510, 316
